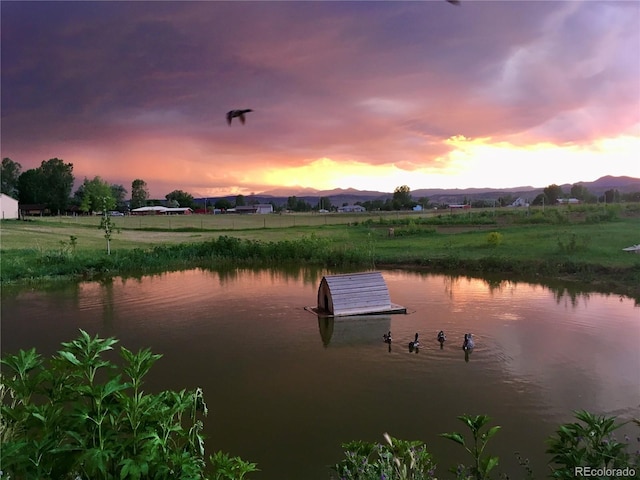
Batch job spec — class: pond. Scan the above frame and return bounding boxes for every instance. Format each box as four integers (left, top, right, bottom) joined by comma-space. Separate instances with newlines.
2, 268, 639, 479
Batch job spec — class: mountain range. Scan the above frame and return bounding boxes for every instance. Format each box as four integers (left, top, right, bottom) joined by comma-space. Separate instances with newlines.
206, 175, 640, 206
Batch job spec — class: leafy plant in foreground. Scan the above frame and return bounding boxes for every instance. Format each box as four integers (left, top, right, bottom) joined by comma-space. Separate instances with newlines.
441, 414, 501, 480
546, 410, 639, 479
0, 330, 257, 479
331, 433, 436, 480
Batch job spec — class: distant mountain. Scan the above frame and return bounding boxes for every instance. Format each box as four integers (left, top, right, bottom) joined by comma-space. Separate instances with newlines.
197, 176, 639, 207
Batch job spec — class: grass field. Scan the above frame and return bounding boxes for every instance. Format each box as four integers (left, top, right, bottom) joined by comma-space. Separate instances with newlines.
1, 205, 639, 298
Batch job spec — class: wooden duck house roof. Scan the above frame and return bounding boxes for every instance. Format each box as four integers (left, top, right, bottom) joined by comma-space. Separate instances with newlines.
316, 271, 406, 317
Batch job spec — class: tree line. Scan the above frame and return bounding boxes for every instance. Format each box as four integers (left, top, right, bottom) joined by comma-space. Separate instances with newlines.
1, 157, 199, 214
2, 158, 638, 216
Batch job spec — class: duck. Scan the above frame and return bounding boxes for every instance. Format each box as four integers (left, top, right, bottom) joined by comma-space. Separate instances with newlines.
383, 331, 392, 344
462, 333, 475, 351
226, 109, 253, 125
446, 0, 461, 5
437, 331, 446, 343
409, 332, 420, 349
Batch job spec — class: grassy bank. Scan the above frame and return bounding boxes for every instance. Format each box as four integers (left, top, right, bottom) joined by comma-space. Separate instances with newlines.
1, 205, 639, 299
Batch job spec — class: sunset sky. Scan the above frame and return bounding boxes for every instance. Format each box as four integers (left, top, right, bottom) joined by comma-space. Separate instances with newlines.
2, 1, 639, 198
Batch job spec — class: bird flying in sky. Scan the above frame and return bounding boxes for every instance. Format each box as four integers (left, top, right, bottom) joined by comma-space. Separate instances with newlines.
227, 109, 253, 125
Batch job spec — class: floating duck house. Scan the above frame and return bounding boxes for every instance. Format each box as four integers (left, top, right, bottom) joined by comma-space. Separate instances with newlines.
316, 272, 406, 317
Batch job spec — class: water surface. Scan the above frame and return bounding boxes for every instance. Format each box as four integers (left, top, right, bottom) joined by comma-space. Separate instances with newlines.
2, 268, 639, 479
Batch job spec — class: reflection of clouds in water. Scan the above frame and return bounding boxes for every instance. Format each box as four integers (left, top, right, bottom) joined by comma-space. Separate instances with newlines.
497, 312, 521, 322
384, 269, 639, 419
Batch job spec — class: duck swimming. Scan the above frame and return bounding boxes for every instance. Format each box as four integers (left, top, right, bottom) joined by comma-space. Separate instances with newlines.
437, 331, 446, 343
383, 331, 392, 344
409, 332, 420, 349
226, 109, 253, 125
462, 333, 475, 351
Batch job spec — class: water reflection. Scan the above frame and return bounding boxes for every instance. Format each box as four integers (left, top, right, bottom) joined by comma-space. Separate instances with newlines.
317, 315, 392, 347
2, 268, 639, 480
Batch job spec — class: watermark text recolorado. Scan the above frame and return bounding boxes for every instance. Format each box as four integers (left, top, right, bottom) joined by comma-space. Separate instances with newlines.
574, 466, 636, 477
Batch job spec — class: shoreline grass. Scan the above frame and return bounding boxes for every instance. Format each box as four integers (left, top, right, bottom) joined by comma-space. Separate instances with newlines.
1, 206, 639, 300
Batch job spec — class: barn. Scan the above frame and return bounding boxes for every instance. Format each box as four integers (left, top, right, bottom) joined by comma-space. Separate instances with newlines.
0, 193, 19, 219
316, 271, 406, 317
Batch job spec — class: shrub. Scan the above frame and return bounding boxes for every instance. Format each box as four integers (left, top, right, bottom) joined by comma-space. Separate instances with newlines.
0, 330, 258, 480
486, 232, 503, 247
332, 433, 436, 480
546, 410, 639, 479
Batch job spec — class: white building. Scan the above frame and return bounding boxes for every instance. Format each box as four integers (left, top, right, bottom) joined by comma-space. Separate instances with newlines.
510, 197, 529, 207
0, 193, 19, 219
255, 204, 274, 214
337, 205, 366, 213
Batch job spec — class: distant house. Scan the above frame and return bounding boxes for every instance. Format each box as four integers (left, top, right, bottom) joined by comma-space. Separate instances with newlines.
163, 207, 192, 215
255, 204, 274, 214
509, 197, 529, 207
412, 205, 423, 211
0, 193, 19, 219
19, 203, 50, 217
131, 206, 167, 215
337, 205, 366, 213
448, 204, 470, 210
557, 198, 581, 205
131, 206, 192, 215
235, 206, 258, 214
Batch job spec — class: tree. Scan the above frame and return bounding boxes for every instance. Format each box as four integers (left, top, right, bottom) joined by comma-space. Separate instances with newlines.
531, 193, 546, 206
570, 183, 595, 202
603, 189, 620, 204
17, 169, 45, 205
543, 184, 564, 205
393, 185, 413, 210
214, 198, 232, 210
318, 197, 332, 211
17, 158, 74, 213
165, 190, 195, 209
131, 179, 149, 209
1, 157, 22, 197
41, 158, 74, 214
110, 184, 128, 210
77, 177, 115, 213
235, 194, 246, 207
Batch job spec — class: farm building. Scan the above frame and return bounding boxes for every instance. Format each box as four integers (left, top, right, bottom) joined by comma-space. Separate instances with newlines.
556, 198, 580, 205
131, 206, 192, 215
337, 205, 366, 213
0, 194, 19, 219
316, 271, 406, 317
255, 204, 273, 214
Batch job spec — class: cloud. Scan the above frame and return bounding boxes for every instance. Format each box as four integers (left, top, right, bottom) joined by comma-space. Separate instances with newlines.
1, 1, 638, 197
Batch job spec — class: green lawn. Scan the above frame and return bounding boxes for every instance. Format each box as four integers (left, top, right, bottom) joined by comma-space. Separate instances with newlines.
1, 206, 639, 298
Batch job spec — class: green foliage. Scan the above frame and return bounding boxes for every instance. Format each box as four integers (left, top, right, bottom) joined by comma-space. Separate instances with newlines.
100, 198, 120, 255
543, 184, 564, 205
131, 179, 150, 209
486, 232, 503, 247
1, 157, 22, 197
77, 176, 116, 213
332, 433, 436, 480
441, 414, 501, 480
209, 451, 260, 480
556, 233, 590, 254
166, 190, 196, 209
546, 410, 639, 479
17, 158, 74, 213
0, 330, 257, 480
393, 185, 414, 210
